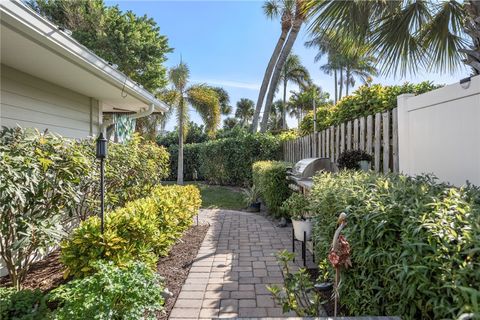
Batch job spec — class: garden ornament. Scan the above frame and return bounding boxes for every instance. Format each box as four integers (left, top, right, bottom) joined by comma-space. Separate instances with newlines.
328, 212, 351, 317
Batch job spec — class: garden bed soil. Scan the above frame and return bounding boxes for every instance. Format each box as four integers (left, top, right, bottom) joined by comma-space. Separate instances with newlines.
157, 224, 209, 320
0, 250, 67, 292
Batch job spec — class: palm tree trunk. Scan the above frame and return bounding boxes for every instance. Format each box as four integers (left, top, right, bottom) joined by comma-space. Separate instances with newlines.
251, 26, 290, 132
261, 18, 303, 132
334, 69, 338, 104
346, 67, 350, 96
338, 68, 344, 100
282, 77, 287, 130
177, 99, 185, 185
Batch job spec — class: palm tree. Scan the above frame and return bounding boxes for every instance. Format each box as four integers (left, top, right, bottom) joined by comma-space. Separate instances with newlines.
277, 54, 310, 129
260, 0, 307, 132
287, 84, 331, 127
164, 62, 220, 185
305, 0, 479, 76
343, 52, 377, 96
235, 98, 255, 126
251, 0, 295, 132
212, 87, 232, 115
267, 99, 286, 131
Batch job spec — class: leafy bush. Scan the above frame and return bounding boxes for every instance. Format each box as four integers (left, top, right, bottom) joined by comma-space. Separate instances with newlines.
337, 150, 372, 170
0, 128, 170, 289
0, 287, 49, 320
300, 81, 441, 135
60, 185, 201, 278
200, 132, 282, 186
310, 171, 480, 319
49, 261, 165, 320
166, 143, 203, 181
0, 127, 90, 289
157, 121, 208, 148
280, 193, 311, 220
252, 161, 291, 217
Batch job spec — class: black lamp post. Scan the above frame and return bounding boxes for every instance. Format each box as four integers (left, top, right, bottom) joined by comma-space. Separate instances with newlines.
96, 132, 107, 234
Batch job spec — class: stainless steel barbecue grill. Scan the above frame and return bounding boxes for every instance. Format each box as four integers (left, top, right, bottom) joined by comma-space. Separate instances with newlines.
287, 158, 335, 193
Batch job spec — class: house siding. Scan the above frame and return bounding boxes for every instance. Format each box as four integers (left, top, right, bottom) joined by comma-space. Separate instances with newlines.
0, 64, 100, 139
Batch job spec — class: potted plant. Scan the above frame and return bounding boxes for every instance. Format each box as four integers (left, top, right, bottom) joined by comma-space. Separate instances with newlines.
281, 193, 313, 241
243, 185, 261, 212
337, 149, 373, 171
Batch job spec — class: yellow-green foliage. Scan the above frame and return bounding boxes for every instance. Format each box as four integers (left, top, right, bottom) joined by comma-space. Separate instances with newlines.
300, 81, 440, 135
60, 185, 201, 278
252, 161, 291, 217
310, 171, 480, 319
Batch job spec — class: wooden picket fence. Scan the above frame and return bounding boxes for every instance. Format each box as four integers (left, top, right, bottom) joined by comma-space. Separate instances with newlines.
283, 108, 399, 173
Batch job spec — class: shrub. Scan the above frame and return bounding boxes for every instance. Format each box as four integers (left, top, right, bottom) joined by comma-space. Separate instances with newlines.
167, 143, 203, 181
337, 150, 372, 170
0, 127, 90, 289
280, 193, 311, 220
200, 132, 282, 186
60, 185, 201, 278
310, 171, 480, 319
252, 161, 291, 217
0, 287, 49, 320
300, 81, 441, 135
49, 261, 165, 320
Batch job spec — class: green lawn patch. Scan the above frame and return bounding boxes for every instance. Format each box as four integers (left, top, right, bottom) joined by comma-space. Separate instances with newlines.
163, 181, 245, 210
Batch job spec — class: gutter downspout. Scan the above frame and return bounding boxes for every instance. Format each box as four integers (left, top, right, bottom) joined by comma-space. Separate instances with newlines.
101, 104, 155, 132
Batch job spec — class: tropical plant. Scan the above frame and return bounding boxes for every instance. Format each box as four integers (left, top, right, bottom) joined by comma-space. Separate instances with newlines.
164, 61, 221, 184
243, 185, 261, 206
252, 0, 295, 132
235, 98, 255, 126
305, 0, 478, 76
277, 54, 311, 129
337, 149, 372, 170
223, 117, 240, 130
49, 261, 165, 320
267, 100, 286, 131
157, 121, 209, 148
0, 127, 90, 290
61, 184, 201, 278
287, 84, 332, 128
268, 250, 323, 316
281, 192, 311, 220
212, 87, 233, 115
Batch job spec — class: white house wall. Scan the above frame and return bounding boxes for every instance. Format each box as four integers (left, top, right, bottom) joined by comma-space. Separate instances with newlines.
0, 64, 100, 139
397, 75, 480, 186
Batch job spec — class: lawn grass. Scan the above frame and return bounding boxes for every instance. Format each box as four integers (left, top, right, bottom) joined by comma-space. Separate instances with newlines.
162, 181, 246, 210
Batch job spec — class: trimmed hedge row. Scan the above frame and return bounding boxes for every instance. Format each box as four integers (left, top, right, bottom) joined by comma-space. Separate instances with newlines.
310, 171, 480, 319
61, 184, 201, 278
164, 132, 282, 186
252, 161, 291, 217
300, 81, 440, 135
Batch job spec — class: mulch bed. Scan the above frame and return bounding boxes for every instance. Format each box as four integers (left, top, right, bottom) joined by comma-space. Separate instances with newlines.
0, 250, 68, 292
157, 224, 209, 319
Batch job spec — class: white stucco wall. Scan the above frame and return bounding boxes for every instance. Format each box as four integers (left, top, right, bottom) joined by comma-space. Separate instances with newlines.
397, 75, 480, 186
0, 64, 101, 139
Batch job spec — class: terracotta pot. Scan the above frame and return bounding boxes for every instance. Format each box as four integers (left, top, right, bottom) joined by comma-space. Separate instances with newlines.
292, 219, 312, 241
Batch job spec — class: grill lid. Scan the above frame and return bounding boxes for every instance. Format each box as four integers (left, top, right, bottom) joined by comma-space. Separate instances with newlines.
290, 158, 333, 178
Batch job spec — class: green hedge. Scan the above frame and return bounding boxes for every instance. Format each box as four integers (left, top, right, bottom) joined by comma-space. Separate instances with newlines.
310, 171, 480, 319
252, 161, 291, 217
167, 143, 203, 181
199, 133, 282, 186
61, 184, 201, 278
300, 81, 440, 135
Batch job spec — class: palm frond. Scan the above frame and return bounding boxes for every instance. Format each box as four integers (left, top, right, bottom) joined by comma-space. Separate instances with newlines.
169, 62, 190, 92
186, 84, 221, 137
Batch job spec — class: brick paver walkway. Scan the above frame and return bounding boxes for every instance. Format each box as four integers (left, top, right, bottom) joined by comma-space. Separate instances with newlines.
170, 209, 318, 319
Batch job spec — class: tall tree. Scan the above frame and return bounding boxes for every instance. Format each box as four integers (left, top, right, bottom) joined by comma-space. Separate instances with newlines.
251, 0, 295, 132
260, 0, 307, 132
304, 0, 477, 76
212, 87, 233, 115
164, 62, 220, 185
30, 0, 172, 139
287, 84, 331, 127
235, 98, 255, 127
278, 54, 310, 129
267, 100, 287, 131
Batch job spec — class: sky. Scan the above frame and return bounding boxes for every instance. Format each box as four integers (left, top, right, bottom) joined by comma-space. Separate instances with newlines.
107, 0, 470, 131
